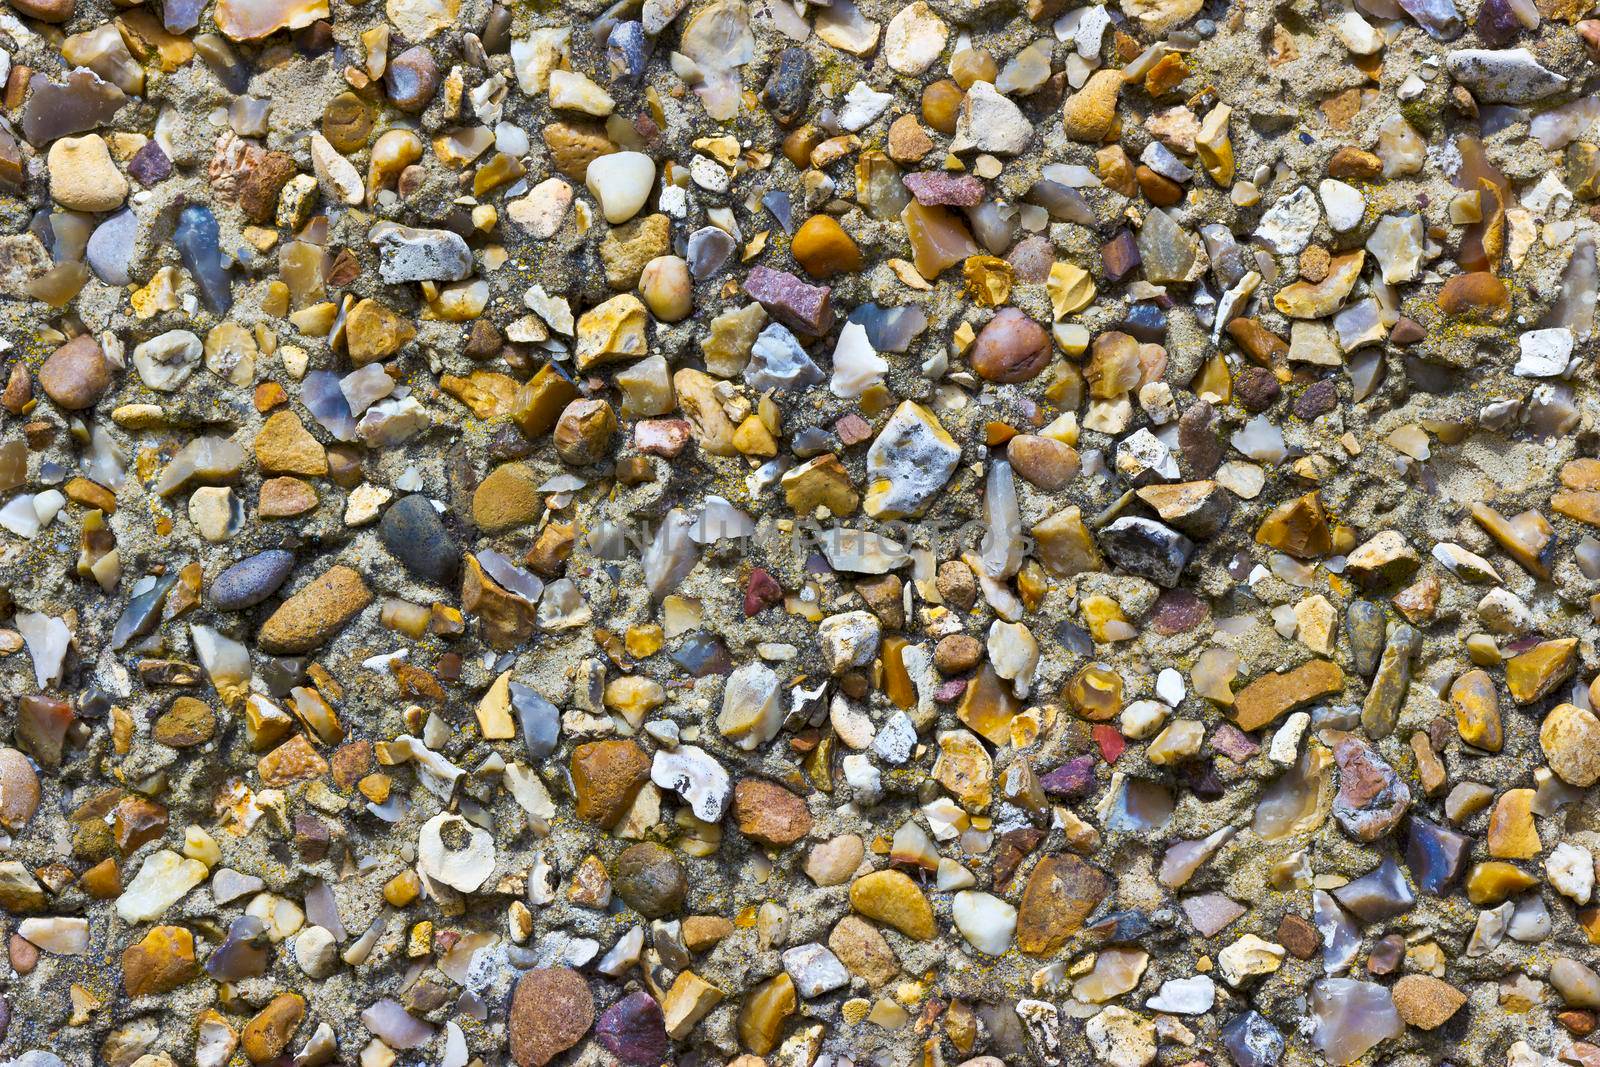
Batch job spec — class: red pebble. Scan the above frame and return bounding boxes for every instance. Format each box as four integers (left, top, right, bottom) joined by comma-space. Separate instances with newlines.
744, 568, 783, 616
1092, 724, 1125, 764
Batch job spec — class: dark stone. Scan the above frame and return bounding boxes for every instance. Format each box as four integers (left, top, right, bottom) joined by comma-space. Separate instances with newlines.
128, 141, 172, 186
1277, 913, 1320, 959
1346, 600, 1386, 679
386, 46, 440, 112
612, 842, 686, 919
1235, 367, 1281, 412
1404, 815, 1470, 895
1177, 756, 1224, 799
378, 493, 459, 585
211, 550, 295, 610
1084, 908, 1152, 943
761, 47, 813, 126
595, 992, 668, 1066
1099, 516, 1194, 588
1332, 737, 1411, 842
174, 205, 232, 316
1330, 857, 1415, 922
1294, 379, 1339, 419
511, 682, 560, 758
606, 21, 649, 83
1122, 302, 1167, 341
1040, 755, 1096, 797
1101, 229, 1141, 283
744, 568, 783, 615
1222, 1011, 1284, 1067
1476, 0, 1522, 46
1177, 400, 1223, 478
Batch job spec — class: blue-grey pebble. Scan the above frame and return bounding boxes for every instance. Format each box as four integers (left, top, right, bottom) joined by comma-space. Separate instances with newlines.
210, 550, 295, 610
378, 493, 459, 584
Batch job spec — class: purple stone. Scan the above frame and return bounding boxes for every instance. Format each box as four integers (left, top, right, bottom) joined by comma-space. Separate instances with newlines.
1040, 754, 1096, 797
595, 992, 669, 1066
935, 678, 967, 703
1404, 815, 1470, 895
1149, 587, 1209, 635
902, 171, 985, 207
743, 265, 834, 336
1210, 723, 1259, 763
128, 141, 172, 187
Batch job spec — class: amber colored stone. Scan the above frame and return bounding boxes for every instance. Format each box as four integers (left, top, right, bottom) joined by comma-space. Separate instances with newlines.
242, 992, 305, 1064
1227, 318, 1290, 366
1136, 165, 1183, 206
570, 740, 650, 829
792, 215, 862, 279
79, 857, 120, 898
921, 79, 964, 135
510, 364, 580, 441
1015, 854, 1111, 956
1506, 637, 1578, 704
1436, 272, 1509, 321
1233, 659, 1344, 732
849, 869, 935, 940
1144, 52, 1189, 95
1255, 492, 1332, 558
1450, 669, 1502, 752
1464, 860, 1538, 906
122, 925, 198, 997
112, 795, 168, 855
957, 664, 1021, 746
1064, 663, 1123, 721
738, 973, 796, 1056
901, 200, 980, 281
321, 90, 373, 153
883, 636, 915, 710
258, 734, 330, 786
1328, 146, 1382, 180
1486, 788, 1540, 859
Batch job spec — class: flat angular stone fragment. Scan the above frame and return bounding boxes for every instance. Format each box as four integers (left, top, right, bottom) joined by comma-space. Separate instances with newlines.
1232, 660, 1344, 732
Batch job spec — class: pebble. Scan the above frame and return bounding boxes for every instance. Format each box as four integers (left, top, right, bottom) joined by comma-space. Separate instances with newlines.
47, 135, 127, 212
257, 565, 372, 654
510, 969, 594, 1067
585, 151, 655, 224
38, 335, 110, 411
210, 550, 295, 610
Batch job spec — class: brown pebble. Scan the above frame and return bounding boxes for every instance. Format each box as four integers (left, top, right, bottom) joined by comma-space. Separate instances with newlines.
510, 968, 594, 1067
969, 308, 1050, 383
934, 634, 982, 675
1276, 913, 1320, 959
38, 334, 110, 411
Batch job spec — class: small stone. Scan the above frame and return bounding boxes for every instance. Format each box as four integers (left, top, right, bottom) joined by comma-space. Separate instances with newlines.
38, 335, 111, 412
1392, 975, 1467, 1030
378, 494, 459, 585
257, 565, 372, 654
241, 992, 305, 1064
734, 779, 813, 847
595, 992, 668, 1066
1541, 703, 1600, 786
510, 968, 594, 1067
49, 135, 128, 212
1233, 659, 1344, 732
850, 869, 935, 940
970, 308, 1051, 383
612, 842, 686, 918
1062, 70, 1123, 142
586, 151, 655, 224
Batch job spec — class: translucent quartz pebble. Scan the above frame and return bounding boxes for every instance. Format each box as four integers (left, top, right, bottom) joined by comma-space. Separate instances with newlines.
340, 363, 395, 418
1221, 1011, 1284, 1067
174, 204, 233, 315
745, 323, 823, 391
361, 999, 435, 1050
477, 549, 543, 603
192, 625, 250, 703
204, 916, 269, 980
686, 226, 736, 279
1100, 775, 1174, 832
1159, 826, 1236, 888
163, 0, 206, 32
303, 371, 358, 441
1136, 208, 1197, 284
690, 496, 755, 544
1331, 857, 1415, 922
1544, 231, 1597, 341
21, 70, 127, 145
978, 460, 1025, 579
1312, 889, 1360, 974
1310, 979, 1403, 1066
511, 682, 560, 758
1072, 946, 1148, 1002
1405, 815, 1470, 894
1028, 178, 1094, 225
846, 303, 928, 353
1181, 893, 1245, 937
1397, 0, 1463, 37
1507, 893, 1550, 942
762, 190, 794, 234
643, 509, 700, 601
16, 612, 70, 687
